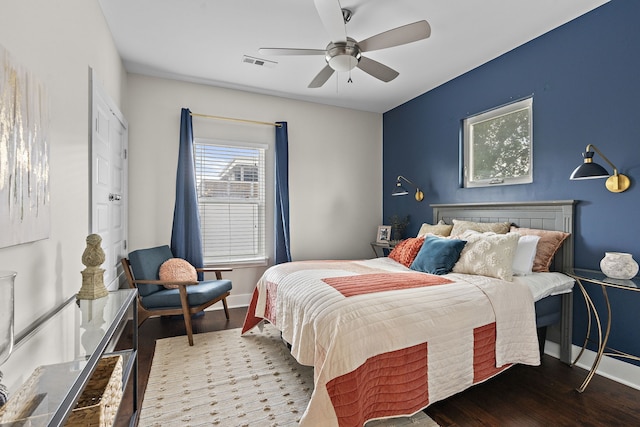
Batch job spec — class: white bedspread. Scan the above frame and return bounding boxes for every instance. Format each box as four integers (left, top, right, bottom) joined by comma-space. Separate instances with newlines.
244, 258, 541, 426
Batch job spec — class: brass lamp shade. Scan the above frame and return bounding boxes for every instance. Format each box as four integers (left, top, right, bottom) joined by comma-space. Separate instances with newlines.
569, 144, 630, 193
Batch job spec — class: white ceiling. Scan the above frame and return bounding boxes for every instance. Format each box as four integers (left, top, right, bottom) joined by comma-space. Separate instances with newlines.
98, 0, 608, 114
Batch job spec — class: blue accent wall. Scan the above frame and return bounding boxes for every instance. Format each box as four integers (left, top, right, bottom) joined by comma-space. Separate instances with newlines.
383, 0, 640, 361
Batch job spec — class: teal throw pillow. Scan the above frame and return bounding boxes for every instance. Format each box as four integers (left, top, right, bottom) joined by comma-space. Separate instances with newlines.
410, 235, 467, 275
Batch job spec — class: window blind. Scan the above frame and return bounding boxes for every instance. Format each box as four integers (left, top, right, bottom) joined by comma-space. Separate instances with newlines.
194, 139, 266, 265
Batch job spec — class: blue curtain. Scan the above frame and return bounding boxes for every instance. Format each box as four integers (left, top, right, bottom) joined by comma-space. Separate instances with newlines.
275, 121, 292, 264
171, 108, 204, 279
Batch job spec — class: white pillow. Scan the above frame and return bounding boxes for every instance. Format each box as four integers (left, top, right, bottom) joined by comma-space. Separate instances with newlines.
512, 272, 575, 301
452, 231, 520, 281
512, 235, 541, 276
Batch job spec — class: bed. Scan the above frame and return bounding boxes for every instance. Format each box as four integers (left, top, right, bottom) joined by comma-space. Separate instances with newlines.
242, 200, 576, 426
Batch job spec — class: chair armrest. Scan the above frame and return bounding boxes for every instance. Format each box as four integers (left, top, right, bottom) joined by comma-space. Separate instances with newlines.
195, 267, 232, 280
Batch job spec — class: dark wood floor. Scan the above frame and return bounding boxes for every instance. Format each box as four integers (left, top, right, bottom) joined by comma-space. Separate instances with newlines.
114, 307, 640, 426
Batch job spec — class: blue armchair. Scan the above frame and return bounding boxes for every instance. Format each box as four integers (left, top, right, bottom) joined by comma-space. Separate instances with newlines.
121, 245, 232, 345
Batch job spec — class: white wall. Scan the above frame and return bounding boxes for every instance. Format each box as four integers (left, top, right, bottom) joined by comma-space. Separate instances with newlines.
126, 74, 383, 305
0, 0, 126, 391
0, 0, 382, 394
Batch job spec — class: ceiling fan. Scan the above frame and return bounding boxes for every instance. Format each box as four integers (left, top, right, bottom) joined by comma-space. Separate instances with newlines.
258, 0, 431, 88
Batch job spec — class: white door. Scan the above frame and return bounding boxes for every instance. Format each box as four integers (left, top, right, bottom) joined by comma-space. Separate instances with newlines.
90, 70, 128, 291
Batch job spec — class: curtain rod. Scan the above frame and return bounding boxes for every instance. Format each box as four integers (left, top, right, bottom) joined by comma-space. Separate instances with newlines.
190, 112, 281, 127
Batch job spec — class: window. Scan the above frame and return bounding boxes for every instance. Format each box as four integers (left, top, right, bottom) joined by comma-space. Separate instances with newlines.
194, 138, 266, 265
462, 97, 533, 188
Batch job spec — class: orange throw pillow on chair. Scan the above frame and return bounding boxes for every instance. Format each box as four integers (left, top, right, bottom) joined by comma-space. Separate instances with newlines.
159, 258, 197, 289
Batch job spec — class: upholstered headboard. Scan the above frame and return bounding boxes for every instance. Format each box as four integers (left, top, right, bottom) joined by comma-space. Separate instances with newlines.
431, 200, 575, 273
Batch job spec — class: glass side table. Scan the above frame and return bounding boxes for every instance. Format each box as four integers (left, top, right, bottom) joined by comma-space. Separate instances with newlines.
370, 241, 397, 258
567, 268, 640, 393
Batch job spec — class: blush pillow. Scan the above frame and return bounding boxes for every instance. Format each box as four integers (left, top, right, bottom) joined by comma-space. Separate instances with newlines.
159, 258, 197, 289
410, 235, 467, 275
388, 237, 425, 267
510, 226, 570, 272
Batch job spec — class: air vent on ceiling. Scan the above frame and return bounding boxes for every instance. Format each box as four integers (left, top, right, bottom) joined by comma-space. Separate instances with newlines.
242, 55, 277, 68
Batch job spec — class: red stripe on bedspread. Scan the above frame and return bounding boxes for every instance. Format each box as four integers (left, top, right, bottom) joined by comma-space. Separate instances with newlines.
322, 272, 452, 297
241, 282, 279, 334
326, 322, 510, 426
241, 288, 261, 334
263, 281, 278, 324
473, 323, 511, 383
327, 342, 429, 427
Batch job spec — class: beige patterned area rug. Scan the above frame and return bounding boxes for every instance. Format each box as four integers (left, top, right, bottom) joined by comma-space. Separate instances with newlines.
139, 324, 439, 427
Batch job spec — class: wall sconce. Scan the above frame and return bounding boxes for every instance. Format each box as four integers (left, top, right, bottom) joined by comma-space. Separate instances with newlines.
569, 144, 630, 193
392, 175, 424, 201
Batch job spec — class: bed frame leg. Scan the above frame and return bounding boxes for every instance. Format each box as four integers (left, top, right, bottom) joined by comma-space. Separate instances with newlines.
537, 326, 547, 356
559, 292, 573, 364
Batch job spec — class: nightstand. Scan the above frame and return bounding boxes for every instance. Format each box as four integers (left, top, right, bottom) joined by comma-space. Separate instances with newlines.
567, 268, 640, 392
370, 241, 397, 258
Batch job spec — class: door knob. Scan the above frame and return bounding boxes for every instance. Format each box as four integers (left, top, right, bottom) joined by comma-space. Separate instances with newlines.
109, 193, 122, 201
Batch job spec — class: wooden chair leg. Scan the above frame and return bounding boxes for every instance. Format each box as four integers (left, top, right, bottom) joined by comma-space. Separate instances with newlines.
222, 297, 230, 320
137, 307, 151, 326
178, 286, 194, 346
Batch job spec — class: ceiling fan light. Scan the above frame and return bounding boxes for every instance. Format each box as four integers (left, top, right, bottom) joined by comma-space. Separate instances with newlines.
328, 54, 358, 72
326, 39, 361, 72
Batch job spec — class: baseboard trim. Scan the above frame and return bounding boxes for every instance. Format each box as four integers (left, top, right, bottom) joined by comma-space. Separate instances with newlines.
545, 340, 640, 391
204, 292, 253, 312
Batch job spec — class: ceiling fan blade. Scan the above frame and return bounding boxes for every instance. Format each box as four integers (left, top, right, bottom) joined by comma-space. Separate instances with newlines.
359, 20, 431, 52
308, 65, 335, 88
313, 0, 347, 42
258, 48, 326, 56
357, 56, 399, 83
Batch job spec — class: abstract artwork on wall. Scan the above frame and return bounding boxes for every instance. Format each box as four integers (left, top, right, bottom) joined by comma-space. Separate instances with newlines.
0, 45, 50, 248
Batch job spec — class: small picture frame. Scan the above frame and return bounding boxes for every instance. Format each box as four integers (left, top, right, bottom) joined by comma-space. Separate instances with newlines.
376, 225, 392, 244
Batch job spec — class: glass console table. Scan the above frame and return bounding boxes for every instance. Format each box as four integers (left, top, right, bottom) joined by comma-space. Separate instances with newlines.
567, 268, 640, 393
0, 289, 138, 426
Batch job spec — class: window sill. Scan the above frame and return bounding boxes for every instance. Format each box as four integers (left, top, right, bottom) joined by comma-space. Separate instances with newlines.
204, 258, 269, 270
